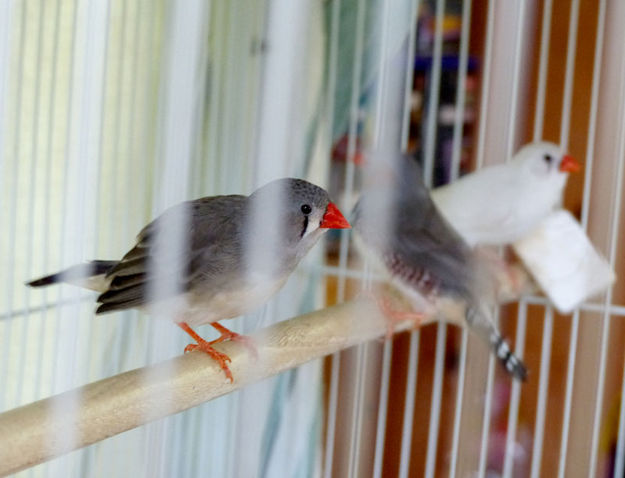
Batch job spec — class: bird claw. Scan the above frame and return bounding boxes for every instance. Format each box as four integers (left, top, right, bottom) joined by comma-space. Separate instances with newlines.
177, 321, 256, 383
184, 339, 234, 383
375, 293, 426, 340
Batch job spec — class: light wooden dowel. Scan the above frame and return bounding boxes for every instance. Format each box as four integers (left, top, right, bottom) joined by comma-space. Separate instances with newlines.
0, 261, 531, 476
0, 296, 429, 476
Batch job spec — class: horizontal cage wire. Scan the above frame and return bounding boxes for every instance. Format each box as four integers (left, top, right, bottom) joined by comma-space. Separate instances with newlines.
0, 0, 624, 477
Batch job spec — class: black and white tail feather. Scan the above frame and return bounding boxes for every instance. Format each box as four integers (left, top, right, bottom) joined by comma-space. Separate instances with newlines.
466, 307, 528, 381
27, 260, 116, 291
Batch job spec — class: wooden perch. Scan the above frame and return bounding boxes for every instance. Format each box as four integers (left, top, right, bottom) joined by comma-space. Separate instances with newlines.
0, 295, 419, 476
0, 261, 533, 476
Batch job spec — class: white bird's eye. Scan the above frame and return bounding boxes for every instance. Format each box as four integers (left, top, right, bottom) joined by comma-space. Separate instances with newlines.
301, 204, 312, 214
543, 154, 553, 164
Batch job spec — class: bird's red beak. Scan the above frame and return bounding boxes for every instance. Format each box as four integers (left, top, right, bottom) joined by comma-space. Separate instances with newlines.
320, 202, 351, 229
559, 154, 580, 173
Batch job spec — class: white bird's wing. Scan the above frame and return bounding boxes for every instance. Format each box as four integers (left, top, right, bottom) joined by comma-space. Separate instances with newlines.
431, 166, 524, 246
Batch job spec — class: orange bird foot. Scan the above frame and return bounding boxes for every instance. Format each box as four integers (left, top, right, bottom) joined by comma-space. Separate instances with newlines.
178, 322, 234, 383
209, 322, 258, 358
376, 294, 426, 340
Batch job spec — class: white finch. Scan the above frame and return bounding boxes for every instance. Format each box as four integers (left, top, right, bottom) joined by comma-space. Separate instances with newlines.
431, 141, 580, 246
352, 151, 527, 380
27, 178, 351, 382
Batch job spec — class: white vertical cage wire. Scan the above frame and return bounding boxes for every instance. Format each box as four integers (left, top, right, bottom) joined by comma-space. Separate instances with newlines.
323, 0, 365, 474
320, 0, 342, 475
348, 0, 393, 473
372, 0, 420, 472
557, 0, 605, 475
447, 0, 472, 474
474, 2, 497, 476
588, 18, 625, 478
528, 2, 554, 477
422, 1, 447, 475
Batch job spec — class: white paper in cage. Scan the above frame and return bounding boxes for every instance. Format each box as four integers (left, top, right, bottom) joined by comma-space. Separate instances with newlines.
512, 209, 616, 314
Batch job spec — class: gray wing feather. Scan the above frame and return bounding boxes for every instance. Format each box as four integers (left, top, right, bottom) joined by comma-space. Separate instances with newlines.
96, 195, 247, 314
353, 156, 474, 300
391, 195, 474, 298
353, 154, 527, 380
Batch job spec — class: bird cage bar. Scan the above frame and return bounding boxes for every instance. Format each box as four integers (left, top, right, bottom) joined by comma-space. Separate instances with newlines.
528, 6, 557, 475
532, 0, 553, 143
347, 0, 394, 474
422, 2, 448, 478
397, 2, 422, 478
527, 0, 582, 466
524, 0, 580, 476
481, 2, 532, 477
322, 0, 367, 474
450, 0, 476, 443
588, 14, 625, 478
616, 358, 625, 478
557, 1, 605, 477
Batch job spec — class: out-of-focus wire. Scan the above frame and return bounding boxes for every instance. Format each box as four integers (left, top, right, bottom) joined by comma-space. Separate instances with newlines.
1, 0, 27, 413
398, 330, 421, 478
447, 0, 473, 475
421, 2, 446, 476
17, 0, 45, 406
527, 2, 554, 476
532, 0, 553, 141
587, 15, 625, 477
394, 1, 421, 477
501, 2, 528, 475
323, 0, 366, 475
502, 302, 528, 478
475, 0, 495, 170
372, 339, 393, 478
557, 0, 605, 474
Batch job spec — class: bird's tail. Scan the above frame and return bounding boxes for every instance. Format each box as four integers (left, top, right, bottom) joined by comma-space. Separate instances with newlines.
466, 307, 528, 381
26, 260, 117, 292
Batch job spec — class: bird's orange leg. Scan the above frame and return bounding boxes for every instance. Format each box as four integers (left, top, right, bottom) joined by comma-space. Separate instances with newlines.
177, 322, 234, 382
376, 294, 426, 340
209, 322, 258, 358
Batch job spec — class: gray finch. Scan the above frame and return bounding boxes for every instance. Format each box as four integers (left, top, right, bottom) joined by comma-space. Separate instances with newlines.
28, 178, 351, 381
352, 153, 527, 380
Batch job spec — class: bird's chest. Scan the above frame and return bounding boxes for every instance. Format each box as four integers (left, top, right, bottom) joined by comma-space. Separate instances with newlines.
384, 253, 440, 299
508, 184, 560, 232
182, 274, 288, 326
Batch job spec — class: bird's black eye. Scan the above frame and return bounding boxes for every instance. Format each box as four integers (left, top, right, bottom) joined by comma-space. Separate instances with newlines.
301, 204, 312, 215
543, 154, 553, 164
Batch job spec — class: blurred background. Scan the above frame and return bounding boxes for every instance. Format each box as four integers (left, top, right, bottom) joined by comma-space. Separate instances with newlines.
1, 0, 625, 476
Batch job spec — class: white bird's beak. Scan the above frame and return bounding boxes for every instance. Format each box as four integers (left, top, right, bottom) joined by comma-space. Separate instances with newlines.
559, 155, 581, 173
